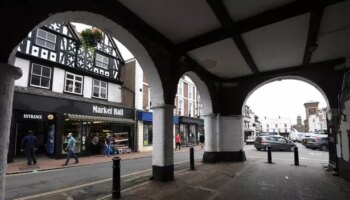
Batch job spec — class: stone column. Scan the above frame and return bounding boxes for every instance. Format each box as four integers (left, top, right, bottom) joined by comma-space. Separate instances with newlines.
203, 114, 246, 163
218, 115, 246, 161
0, 64, 22, 200
152, 104, 175, 181
203, 114, 219, 162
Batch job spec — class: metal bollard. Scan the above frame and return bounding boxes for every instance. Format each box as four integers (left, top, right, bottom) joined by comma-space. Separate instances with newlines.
112, 157, 121, 199
267, 146, 272, 163
294, 146, 299, 166
190, 147, 195, 170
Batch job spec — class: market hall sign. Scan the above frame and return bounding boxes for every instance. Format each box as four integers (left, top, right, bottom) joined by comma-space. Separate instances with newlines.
92, 105, 124, 116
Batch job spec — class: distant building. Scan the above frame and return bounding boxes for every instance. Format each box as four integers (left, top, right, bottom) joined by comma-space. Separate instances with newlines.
261, 116, 291, 137
304, 101, 327, 133
292, 115, 307, 132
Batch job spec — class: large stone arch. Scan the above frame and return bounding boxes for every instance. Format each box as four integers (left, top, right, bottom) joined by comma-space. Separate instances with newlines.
7, 11, 164, 106
184, 71, 213, 115
242, 75, 330, 115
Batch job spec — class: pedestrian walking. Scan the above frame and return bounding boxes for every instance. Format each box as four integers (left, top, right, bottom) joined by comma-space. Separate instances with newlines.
21, 130, 38, 165
62, 132, 79, 166
104, 133, 111, 157
175, 134, 181, 150
199, 134, 205, 149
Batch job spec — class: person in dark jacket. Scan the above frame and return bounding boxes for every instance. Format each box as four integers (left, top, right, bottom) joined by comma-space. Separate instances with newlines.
21, 130, 38, 165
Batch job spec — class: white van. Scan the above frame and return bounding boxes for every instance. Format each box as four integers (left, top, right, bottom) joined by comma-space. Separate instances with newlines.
289, 131, 299, 142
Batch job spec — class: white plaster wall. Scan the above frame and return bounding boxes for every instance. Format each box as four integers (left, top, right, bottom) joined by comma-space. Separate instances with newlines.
152, 105, 174, 166
52, 68, 65, 93
135, 60, 143, 110
220, 116, 244, 152
14, 58, 30, 87
339, 101, 350, 161
83, 76, 92, 98
108, 82, 122, 103
204, 114, 218, 152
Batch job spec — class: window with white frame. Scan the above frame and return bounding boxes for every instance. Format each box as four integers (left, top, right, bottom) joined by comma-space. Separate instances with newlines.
64, 72, 83, 95
188, 86, 192, 99
95, 53, 109, 69
30, 63, 52, 89
36, 29, 56, 50
92, 79, 108, 99
178, 81, 183, 96
178, 99, 183, 115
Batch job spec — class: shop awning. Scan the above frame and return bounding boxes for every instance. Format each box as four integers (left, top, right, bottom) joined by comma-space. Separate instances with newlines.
65, 114, 135, 124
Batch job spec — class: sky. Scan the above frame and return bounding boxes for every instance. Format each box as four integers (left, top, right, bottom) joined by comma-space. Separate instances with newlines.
245, 79, 327, 125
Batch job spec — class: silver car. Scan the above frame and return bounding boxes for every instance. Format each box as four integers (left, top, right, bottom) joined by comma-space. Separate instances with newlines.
254, 135, 296, 151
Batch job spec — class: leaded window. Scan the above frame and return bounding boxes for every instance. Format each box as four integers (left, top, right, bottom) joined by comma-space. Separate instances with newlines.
95, 53, 109, 69
92, 79, 108, 99
30, 63, 51, 89
36, 29, 56, 50
64, 72, 83, 95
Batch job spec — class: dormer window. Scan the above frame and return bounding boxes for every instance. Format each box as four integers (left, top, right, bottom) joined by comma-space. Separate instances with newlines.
36, 29, 56, 50
95, 53, 109, 69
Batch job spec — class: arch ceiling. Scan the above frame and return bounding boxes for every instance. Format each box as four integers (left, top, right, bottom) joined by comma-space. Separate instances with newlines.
119, 0, 350, 79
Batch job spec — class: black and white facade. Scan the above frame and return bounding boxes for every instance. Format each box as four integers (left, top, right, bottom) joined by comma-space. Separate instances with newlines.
8, 23, 135, 162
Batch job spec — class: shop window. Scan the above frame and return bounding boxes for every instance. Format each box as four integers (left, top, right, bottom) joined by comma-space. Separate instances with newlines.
95, 53, 109, 69
64, 72, 83, 95
36, 29, 56, 50
30, 63, 52, 89
143, 124, 153, 146
92, 79, 108, 99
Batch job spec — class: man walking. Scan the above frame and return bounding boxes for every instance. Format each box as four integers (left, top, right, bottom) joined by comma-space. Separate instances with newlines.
21, 130, 38, 165
62, 132, 79, 166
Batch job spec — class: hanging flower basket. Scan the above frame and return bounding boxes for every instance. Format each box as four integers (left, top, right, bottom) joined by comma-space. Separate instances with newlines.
80, 27, 103, 52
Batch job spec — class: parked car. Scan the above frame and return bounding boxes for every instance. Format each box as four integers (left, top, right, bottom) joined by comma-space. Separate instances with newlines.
254, 136, 296, 151
245, 135, 256, 145
304, 136, 329, 151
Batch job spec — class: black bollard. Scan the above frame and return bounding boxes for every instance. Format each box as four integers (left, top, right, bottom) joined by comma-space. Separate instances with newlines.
267, 146, 272, 163
190, 147, 195, 170
112, 157, 121, 199
294, 146, 299, 166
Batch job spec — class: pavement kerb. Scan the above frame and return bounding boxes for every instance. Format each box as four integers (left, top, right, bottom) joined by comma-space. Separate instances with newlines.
6, 147, 202, 176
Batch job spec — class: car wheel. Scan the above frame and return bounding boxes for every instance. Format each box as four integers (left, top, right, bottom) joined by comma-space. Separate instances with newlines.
321, 145, 328, 151
265, 145, 270, 151
289, 146, 296, 152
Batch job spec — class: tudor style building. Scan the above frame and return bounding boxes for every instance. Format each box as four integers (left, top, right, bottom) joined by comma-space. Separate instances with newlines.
8, 23, 135, 162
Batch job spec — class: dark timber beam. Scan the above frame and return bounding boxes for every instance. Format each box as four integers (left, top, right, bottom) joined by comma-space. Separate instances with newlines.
178, 0, 344, 52
110, 0, 221, 81
302, 8, 324, 65
207, 0, 259, 74
224, 58, 346, 82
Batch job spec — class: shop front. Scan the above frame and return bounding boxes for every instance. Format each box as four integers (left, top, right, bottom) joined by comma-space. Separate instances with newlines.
8, 92, 135, 162
136, 111, 179, 152
178, 116, 204, 147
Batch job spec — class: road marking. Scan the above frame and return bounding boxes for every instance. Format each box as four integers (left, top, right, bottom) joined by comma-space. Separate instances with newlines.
13, 158, 202, 200
197, 186, 216, 192
248, 156, 327, 162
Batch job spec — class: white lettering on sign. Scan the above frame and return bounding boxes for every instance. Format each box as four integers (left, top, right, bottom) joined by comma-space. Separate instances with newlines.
92, 105, 124, 116
23, 114, 42, 120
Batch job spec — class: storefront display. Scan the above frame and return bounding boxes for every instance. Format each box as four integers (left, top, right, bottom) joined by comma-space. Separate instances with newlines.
8, 92, 135, 162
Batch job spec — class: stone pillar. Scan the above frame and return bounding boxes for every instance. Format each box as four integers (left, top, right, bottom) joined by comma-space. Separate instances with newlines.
152, 104, 175, 181
203, 114, 218, 162
218, 115, 246, 161
0, 64, 22, 200
203, 114, 246, 163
